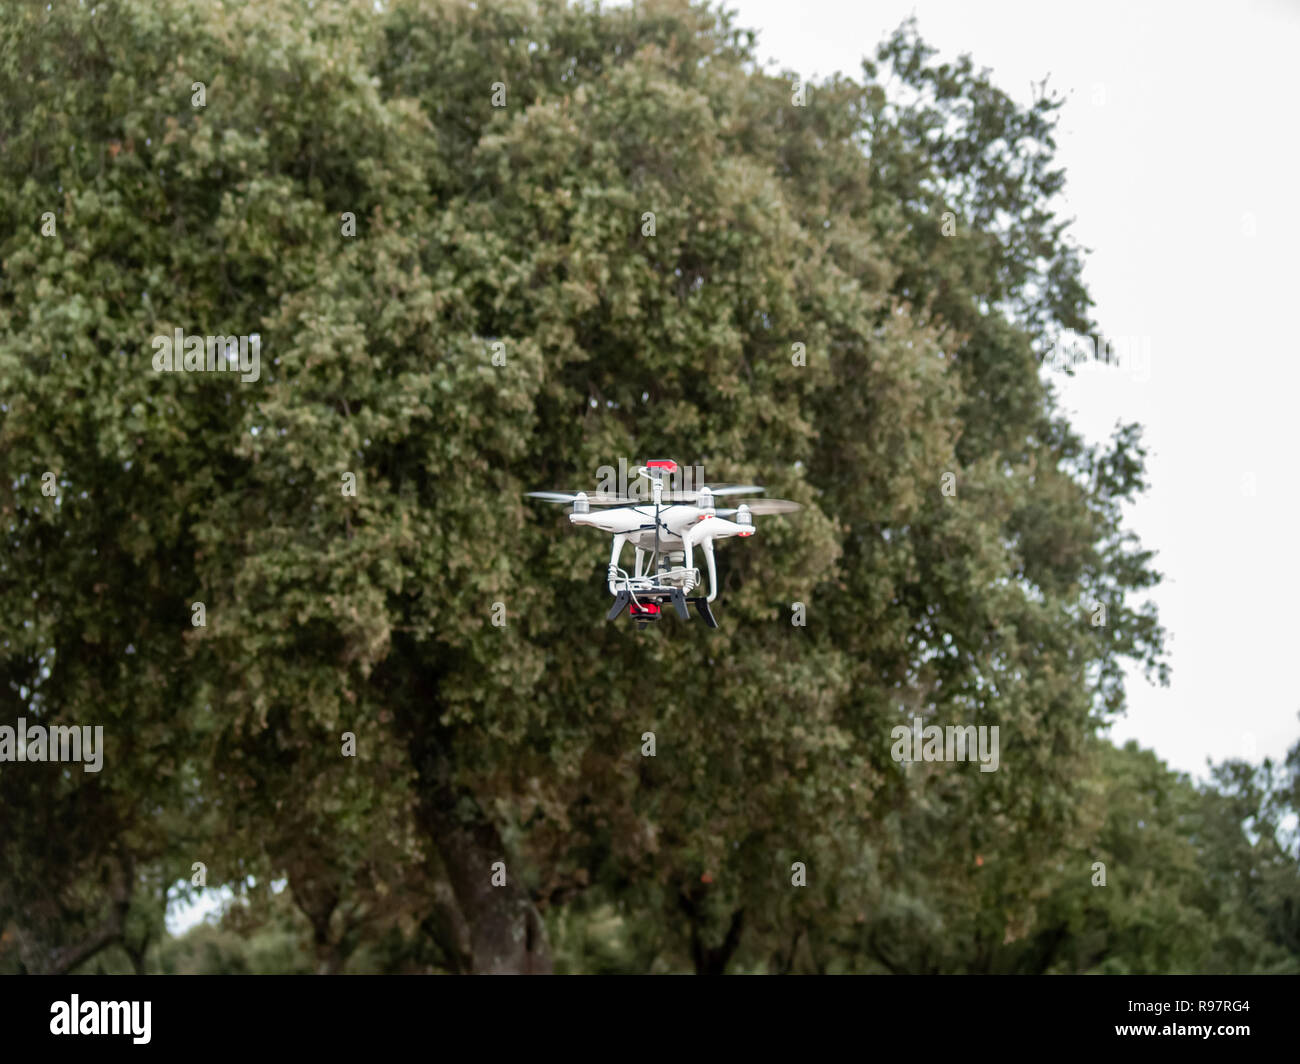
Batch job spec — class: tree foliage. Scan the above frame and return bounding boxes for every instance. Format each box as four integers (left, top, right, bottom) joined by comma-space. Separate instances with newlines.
1, 0, 1293, 974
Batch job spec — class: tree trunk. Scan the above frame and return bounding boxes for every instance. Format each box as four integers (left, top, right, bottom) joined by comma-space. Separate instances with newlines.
124, 930, 150, 976
381, 657, 552, 974
424, 879, 474, 974
409, 755, 551, 974
24, 851, 134, 975
679, 892, 744, 975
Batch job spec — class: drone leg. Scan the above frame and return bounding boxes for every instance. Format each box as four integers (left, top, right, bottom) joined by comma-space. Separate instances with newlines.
702, 539, 719, 603
607, 590, 632, 621
691, 597, 718, 628
671, 589, 690, 620
608, 534, 629, 596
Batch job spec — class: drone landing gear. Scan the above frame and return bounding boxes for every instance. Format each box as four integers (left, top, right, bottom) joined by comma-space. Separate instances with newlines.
689, 596, 718, 629
606, 588, 711, 627
608, 593, 663, 625
607, 590, 633, 621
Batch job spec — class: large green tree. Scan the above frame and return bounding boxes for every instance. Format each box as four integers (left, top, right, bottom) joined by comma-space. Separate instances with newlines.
0, 0, 1219, 975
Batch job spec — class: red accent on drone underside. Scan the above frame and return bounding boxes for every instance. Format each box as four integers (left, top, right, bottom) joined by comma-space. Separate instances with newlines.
645, 460, 678, 472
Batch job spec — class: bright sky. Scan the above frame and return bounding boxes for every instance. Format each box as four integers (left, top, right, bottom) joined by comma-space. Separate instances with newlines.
722, 0, 1300, 778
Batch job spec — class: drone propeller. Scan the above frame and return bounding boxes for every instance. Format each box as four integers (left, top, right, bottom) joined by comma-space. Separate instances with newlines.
715, 499, 802, 516
526, 491, 640, 505
660, 484, 765, 502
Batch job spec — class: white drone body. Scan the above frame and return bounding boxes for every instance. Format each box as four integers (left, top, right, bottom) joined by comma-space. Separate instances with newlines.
528, 460, 799, 627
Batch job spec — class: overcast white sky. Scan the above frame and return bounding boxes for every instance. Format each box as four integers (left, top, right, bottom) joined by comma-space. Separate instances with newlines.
719, 0, 1300, 777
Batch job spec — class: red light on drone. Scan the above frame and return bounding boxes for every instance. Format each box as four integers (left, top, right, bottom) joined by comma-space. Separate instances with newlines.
645, 460, 678, 472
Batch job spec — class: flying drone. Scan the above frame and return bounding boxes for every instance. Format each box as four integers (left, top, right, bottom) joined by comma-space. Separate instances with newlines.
527, 460, 800, 628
